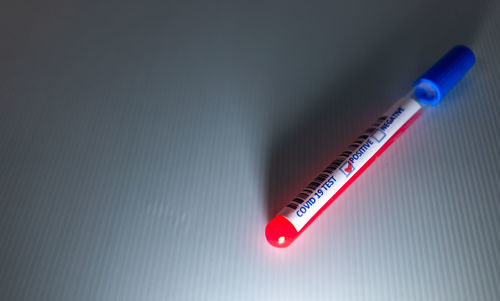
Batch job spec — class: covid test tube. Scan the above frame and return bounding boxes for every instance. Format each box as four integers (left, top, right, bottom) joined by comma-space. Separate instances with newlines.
265, 45, 476, 248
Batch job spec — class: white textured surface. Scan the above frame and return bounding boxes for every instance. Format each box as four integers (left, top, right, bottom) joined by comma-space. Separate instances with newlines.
1, 0, 499, 300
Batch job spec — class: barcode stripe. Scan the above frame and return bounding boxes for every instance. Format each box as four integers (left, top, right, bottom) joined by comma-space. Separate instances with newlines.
283, 113, 389, 211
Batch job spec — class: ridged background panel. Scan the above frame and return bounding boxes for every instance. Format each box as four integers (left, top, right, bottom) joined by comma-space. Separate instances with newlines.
1, 0, 499, 300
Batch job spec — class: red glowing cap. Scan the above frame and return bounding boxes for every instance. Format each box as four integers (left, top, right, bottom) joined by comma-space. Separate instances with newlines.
265, 215, 299, 248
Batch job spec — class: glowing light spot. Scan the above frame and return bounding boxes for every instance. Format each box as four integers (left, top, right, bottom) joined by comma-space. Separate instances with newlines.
278, 236, 285, 244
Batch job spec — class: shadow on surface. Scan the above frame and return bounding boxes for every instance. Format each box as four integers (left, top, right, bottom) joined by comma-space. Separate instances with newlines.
264, 0, 486, 221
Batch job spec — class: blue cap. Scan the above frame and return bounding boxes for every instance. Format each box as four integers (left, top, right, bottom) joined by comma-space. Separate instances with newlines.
413, 45, 475, 105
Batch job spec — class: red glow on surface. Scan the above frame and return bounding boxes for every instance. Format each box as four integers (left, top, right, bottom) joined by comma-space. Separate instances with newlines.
265, 108, 424, 248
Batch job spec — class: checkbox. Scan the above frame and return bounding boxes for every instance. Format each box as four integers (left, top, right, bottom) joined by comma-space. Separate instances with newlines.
340, 161, 355, 177
371, 129, 386, 142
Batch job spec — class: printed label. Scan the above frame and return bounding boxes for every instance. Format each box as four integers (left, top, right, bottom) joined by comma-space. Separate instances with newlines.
279, 96, 422, 231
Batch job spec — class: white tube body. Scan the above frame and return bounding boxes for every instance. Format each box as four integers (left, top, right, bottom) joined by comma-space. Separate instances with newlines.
278, 93, 424, 231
